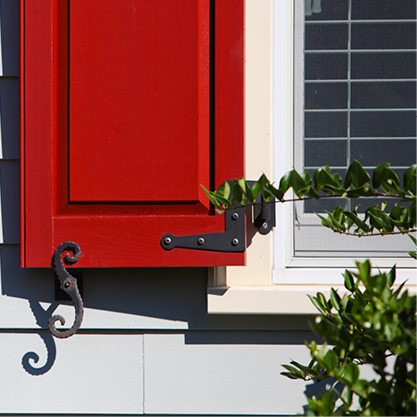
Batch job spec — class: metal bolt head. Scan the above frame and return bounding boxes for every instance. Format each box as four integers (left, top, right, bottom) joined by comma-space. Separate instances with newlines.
63, 279, 73, 289
197, 237, 205, 245
262, 222, 268, 229
231, 238, 239, 246
232, 212, 239, 220
164, 237, 172, 245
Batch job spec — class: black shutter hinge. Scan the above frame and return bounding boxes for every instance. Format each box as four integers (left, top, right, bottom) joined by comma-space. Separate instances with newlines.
161, 185, 275, 253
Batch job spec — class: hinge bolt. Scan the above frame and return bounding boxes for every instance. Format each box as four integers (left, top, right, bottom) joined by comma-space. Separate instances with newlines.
164, 237, 172, 245
262, 222, 268, 229
232, 212, 239, 220
231, 238, 239, 246
197, 237, 205, 245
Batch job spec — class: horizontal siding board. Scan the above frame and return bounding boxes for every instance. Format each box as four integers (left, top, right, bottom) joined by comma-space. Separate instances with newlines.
0, 333, 144, 414
0, 77, 19, 159
0, 0, 20, 76
144, 333, 313, 415
0, 160, 19, 243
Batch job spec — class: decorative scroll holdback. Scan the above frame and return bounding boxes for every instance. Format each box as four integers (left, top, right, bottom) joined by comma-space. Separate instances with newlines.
49, 242, 84, 339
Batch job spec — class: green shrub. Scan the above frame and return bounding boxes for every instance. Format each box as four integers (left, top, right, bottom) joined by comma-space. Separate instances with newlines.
281, 261, 416, 416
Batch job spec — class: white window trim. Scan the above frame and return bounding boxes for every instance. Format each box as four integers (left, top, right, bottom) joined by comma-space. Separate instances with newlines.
207, 0, 416, 314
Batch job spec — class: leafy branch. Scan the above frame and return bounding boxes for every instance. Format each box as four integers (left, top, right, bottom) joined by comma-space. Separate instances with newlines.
202, 161, 416, 238
280, 261, 416, 416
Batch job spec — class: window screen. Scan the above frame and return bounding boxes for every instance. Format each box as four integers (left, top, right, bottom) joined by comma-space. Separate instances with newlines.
294, 0, 416, 257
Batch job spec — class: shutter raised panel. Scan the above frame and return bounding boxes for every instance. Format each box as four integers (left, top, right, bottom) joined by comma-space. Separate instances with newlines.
69, 0, 209, 203
21, 0, 245, 267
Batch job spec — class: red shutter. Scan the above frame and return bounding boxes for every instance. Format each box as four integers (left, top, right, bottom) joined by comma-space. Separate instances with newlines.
21, 0, 244, 268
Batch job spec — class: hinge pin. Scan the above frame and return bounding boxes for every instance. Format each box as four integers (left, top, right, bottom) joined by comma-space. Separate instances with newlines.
231, 238, 239, 246
164, 237, 172, 245
197, 237, 205, 245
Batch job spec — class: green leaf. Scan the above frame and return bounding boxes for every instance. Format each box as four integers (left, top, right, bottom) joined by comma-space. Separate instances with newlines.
324, 209, 346, 231
214, 181, 231, 199
201, 185, 220, 207
389, 205, 409, 229
323, 350, 338, 371
404, 164, 417, 195
314, 166, 341, 190
356, 260, 371, 281
230, 179, 243, 205
278, 171, 291, 193
288, 170, 309, 197
319, 184, 347, 196
307, 294, 327, 315
280, 371, 305, 380
343, 211, 372, 233
289, 360, 319, 378
344, 270, 355, 291
317, 292, 330, 312
373, 162, 391, 190
299, 185, 320, 199
352, 379, 368, 398
238, 178, 254, 203
250, 180, 261, 199
344, 160, 371, 189
387, 264, 396, 287
330, 288, 341, 311
343, 362, 359, 385
376, 165, 400, 194
316, 213, 338, 231
212, 194, 232, 208
365, 206, 393, 232
281, 364, 305, 378
345, 186, 375, 198
266, 184, 284, 201
301, 170, 312, 186
394, 356, 407, 383
410, 203, 416, 226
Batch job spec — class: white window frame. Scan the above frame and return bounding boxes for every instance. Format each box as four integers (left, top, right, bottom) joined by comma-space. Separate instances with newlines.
272, 0, 416, 286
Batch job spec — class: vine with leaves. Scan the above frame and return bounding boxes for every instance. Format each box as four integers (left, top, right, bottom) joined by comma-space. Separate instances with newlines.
202, 161, 416, 255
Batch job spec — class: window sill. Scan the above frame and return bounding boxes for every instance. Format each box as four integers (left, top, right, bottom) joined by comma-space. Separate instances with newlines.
207, 282, 417, 315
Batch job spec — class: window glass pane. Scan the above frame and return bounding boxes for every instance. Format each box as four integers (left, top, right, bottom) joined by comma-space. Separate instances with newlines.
305, 82, 348, 109
305, 139, 347, 166
305, 53, 348, 79
351, 0, 416, 20
305, 24, 348, 50
294, 0, 417, 258
305, 0, 349, 21
305, 112, 347, 137
350, 111, 416, 137
351, 82, 416, 109
351, 23, 416, 50
351, 52, 416, 79
350, 139, 416, 167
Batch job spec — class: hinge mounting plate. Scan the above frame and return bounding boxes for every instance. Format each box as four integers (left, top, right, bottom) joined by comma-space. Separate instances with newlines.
161, 187, 276, 252
161, 207, 246, 252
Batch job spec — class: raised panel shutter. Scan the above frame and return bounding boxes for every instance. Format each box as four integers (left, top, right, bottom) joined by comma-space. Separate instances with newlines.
21, 0, 244, 267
